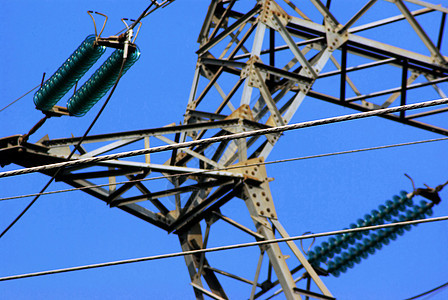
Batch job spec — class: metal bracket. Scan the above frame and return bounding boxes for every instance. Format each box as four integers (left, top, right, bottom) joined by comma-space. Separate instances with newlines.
260, 0, 292, 29
241, 55, 265, 83
325, 21, 348, 52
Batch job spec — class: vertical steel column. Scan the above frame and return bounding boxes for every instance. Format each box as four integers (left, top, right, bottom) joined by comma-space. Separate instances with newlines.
240, 22, 267, 105
400, 60, 408, 119
437, 12, 446, 50
243, 182, 301, 300
269, 27, 276, 86
340, 44, 347, 102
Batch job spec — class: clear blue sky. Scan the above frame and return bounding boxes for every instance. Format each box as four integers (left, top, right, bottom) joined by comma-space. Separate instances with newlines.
1, 1, 448, 299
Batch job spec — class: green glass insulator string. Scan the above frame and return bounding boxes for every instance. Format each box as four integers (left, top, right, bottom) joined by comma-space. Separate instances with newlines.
306, 191, 437, 277
33, 35, 106, 111
67, 47, 140, 117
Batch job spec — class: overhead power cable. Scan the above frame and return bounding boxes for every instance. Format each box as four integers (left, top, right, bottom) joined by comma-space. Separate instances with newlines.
0, 56, 129, 240
1, 136, 447, 202
0, 215, 447, 282
1, 97, 448, 179
405, 281, 448, 300
0, 84, 41, 113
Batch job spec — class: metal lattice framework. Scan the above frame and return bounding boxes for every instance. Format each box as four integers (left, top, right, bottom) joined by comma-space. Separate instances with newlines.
1, 0, 448, 299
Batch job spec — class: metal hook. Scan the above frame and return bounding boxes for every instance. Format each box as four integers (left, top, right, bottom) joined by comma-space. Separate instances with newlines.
300, 231, 315, 255
87, 11, 108, 38
404, 173, 416, 196
121, 18, 131, 30
95, 12, 108, 38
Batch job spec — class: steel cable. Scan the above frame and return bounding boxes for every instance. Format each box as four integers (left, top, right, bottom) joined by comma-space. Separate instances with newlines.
1, 136, 447, 202
0, 215, 447, 282
0, 84, 41, 113
1, 98, 448, 179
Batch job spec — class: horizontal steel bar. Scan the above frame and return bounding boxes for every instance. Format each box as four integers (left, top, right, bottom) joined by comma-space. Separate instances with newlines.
406, 106, 448, 119
202, 57, 312, 84
306, 90, 448, 136
204, 265, 261, 287
346, 76, 448, 102
186, 109, 228, 120
95, 160, 244, 179
112, 179, 234, 207
43, 119, 242, 146
254, 61, 313, 84
318, 58, 397, 78
232, 37, 325, 61
57, 169, 144, 181
201, 57, 245, 69
349, 7, 433, 33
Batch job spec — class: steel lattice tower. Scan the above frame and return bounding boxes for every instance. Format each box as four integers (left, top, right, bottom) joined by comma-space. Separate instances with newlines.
1, 1, 448, 299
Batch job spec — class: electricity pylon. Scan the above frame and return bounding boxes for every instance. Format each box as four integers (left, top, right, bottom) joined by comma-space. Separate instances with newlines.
1, 1, 447, 299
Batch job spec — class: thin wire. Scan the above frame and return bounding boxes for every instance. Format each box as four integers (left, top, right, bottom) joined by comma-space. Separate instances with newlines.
1, 136, 447, 202
114, 0, 175, 36
0, 84, 40, 113
300, 232, 315, 255
128, 1, 155, 30
2, 98, 448, 179
405, 281, 448, 300
1, 215, 447, 282
0, 57, 128, 240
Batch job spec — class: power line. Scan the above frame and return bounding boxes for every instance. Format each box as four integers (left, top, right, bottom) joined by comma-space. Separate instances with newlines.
405, 281, 448, 300
1, 97, 448, 179
1, 215, 447, 282
0, 56, 129, 239
1, 136, 447, 202
0, 84, 41, 113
